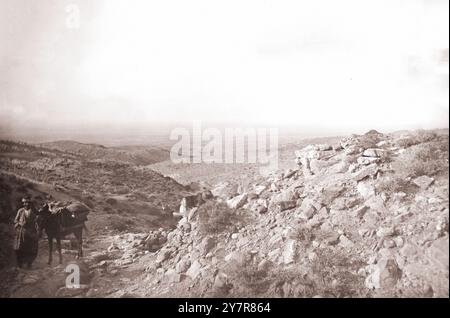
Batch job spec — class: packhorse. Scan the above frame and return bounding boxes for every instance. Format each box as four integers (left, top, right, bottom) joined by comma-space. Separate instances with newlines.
36, 203, 88, 265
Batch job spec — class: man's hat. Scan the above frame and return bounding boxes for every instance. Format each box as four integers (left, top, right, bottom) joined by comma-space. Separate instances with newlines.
21, 197, 30, 203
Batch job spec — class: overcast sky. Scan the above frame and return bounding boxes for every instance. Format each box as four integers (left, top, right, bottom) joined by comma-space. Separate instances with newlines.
0, 0, 448, 140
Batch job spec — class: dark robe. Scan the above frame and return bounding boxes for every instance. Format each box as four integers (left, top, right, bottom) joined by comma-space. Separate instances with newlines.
14, 207, 38, 267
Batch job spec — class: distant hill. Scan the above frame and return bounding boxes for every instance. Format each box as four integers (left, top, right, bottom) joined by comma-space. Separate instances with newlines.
39, 140, 170, 165
0, 139, 191, 231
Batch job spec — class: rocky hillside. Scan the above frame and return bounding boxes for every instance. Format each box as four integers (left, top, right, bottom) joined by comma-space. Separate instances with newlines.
0, 140, 189, 213
39, 140, 170, 166
0, 140, 190, 272
56, 129, 446, 298
0, 129, 448, 298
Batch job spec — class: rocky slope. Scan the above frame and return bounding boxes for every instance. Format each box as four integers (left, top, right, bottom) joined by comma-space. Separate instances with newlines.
111, 129, 448, 298
0, 140, 190, 223
0, 139, 193, 297
1, 129, 448, 298
39, 140, 170, 166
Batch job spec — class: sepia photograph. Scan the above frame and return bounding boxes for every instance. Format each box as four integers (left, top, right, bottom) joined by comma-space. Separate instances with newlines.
0, 0, 448, 303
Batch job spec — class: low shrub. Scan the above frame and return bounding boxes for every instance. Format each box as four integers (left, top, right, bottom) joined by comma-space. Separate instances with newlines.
196, 201, 245, 235
224, 247, 369, 298
376, 176, 412, 194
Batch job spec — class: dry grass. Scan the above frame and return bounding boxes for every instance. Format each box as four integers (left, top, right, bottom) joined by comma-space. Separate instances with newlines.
309, 247, 369, 298
395, 130, 438, 148
392, 136, 449, 179
222, 247, 369, 298
196, 201, 246, 235
376, 176, 413, 194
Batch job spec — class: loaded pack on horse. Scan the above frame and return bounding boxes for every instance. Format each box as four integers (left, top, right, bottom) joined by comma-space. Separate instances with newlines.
36, 201, 90, 265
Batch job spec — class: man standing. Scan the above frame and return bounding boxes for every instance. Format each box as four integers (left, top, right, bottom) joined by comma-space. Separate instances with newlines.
14, 197, 39, 269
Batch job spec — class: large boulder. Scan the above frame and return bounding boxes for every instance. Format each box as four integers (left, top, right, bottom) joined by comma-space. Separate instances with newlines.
211, 182, 239, 199
283, 169, 297, 179
156, 246, 174, 264
176, 258, 191, 274
270, 189, 298, 212
309, 159, 333, 175
278, 200, 297, 212
362, 148, 386, 158
352, 164, 379, 181
297, 198, 319, 220
271, 189, 297, 203
199, 236, 216, 256
317, 185, 344, 206
357, 156, 380, 166
357, 181, 376, 199
186, 260, 203, 280
250, 199, 268, 214
253, 185, 267, 196
295, 144, 333, 160
412, 176, 434, 190
227, 193, 248, 209
144, 230, 167, 252
365, 257, 402, 290
426, 236, 449, 271
164, 269, 183, 283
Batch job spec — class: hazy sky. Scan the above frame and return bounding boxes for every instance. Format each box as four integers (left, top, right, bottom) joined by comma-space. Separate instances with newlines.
0, 0, 448, 140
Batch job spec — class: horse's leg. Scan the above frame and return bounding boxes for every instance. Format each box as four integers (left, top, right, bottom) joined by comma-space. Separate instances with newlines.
56, 236, 62, 265
48, 237, 53, 265
76, 228, 83, 259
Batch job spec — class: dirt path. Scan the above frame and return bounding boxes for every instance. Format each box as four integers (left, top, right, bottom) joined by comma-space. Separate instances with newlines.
0, 232, 140, 298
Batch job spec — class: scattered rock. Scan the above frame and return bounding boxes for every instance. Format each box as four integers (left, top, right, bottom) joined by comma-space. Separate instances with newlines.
227, 193, 248, 209
156, 247, 173, 264
357, 156, 380, 165
186, 260, 203, 280
270, 183, 280, 192
253, 185, 267, 196
324, 232, 340, 246
252, 202, 268, 214
413, 176, 434, 190
178, 219, 191, 233
354, 205, 369, 219
376, 226, 395, 238
187, 207, 199, 222
278, 200, 297, 212
352, 164, 379, 181
199, 236, 216, 256
144, 231, 167, 252
393, 237, 404, 248
357, 181, 376, 198
297, 198, 319, 220
426, 236, 449, 271
211, 182, 239, 199
363, 148, 385, 158
283, 169, 297, 179
383, 239, 396, 248
213, 272, 228, 290
365, 258, 401, 289
339, 234, 354, 249
283, 239, 297, 264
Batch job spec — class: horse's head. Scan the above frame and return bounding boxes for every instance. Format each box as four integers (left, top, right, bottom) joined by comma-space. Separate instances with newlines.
35, 204, 51, 234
